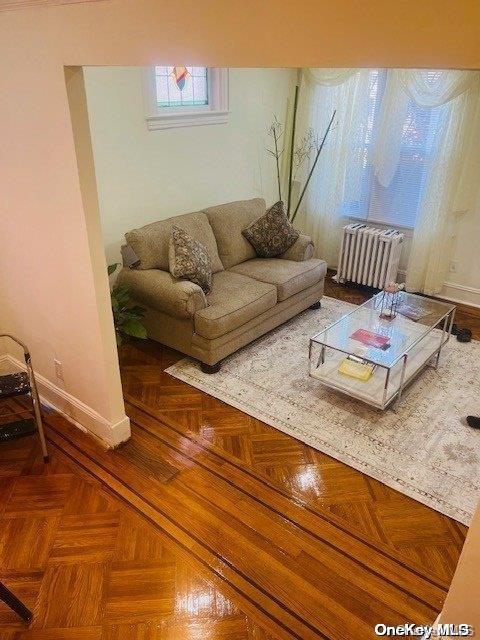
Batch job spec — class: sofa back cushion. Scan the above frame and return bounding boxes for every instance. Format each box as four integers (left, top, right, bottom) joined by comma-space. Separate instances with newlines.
204, 198, 266, 268
125, 211, 224, 273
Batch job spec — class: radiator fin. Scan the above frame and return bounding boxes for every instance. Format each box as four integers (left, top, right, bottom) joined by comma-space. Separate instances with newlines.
336, 224, 404, 289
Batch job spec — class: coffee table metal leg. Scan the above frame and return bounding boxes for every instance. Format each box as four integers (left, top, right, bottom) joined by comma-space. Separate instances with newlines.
382, 369, 391, 408
394, 355, 408, 411
319, 345, 326, 366
314, 345, 326, 368
448, 307, 456, 339
434, 314, 448, 368
434, 308, 455, 369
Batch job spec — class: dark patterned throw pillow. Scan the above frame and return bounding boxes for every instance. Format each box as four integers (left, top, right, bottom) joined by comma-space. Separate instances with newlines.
169, 226, 212, 294
242, 201, 300, 258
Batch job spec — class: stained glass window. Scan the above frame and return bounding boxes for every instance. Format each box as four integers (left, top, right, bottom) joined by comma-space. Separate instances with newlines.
154, 66, 209, 108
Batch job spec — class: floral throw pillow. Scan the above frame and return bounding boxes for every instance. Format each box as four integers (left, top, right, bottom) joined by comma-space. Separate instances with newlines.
169, 226, 212, 294
242, 201, 299, 258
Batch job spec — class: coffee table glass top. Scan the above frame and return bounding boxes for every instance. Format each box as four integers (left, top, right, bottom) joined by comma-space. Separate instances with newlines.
311, 291, 455, 368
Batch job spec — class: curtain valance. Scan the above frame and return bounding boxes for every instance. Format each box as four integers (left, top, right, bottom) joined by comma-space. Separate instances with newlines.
398, 69, 480, 107
370, 69, 480, 189
306, 68, 480, 105
306, 68, 358, 86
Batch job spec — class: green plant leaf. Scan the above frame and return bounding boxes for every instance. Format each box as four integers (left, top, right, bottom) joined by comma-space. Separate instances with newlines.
121, 310, 144, 321
112, 292, 130, 307
108, 263, 119, 276
115, 312, 129, 324
112, 283, 131, 297
121, 318, 148, 339
128, 305, 147, 318
110, 276, 147, 348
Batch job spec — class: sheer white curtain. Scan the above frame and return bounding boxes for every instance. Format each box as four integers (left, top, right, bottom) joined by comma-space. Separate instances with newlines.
296, 69, 372, 266
407, 83, 480, 293
299, 67, 480, 294
397, 71, 480, 293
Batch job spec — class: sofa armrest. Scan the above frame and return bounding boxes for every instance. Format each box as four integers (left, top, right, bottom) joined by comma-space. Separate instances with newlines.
121, 244, 140, 269
117, 268, 207, 319
281, 234, 314, 261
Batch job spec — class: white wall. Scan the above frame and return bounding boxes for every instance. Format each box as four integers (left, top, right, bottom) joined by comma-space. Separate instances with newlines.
84, 67, 297, 266
440, 210, 480, 307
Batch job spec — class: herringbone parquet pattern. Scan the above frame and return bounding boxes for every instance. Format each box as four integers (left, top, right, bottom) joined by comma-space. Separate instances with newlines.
0, 428, 274, 639
1, 277, 477, 639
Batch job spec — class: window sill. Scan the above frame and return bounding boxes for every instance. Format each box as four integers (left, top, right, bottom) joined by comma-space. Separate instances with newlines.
146, 109, 229, 131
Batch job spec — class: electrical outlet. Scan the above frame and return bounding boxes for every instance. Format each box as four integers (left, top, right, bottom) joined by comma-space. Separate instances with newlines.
54, 359, 63, 381
449, 260, 459, 273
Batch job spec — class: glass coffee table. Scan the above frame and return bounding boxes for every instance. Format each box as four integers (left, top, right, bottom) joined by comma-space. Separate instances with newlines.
309, 291, 456, 410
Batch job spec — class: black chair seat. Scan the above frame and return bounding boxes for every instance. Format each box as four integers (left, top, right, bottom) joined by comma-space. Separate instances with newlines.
0, 372, 31, 399
0, 419, 36, 441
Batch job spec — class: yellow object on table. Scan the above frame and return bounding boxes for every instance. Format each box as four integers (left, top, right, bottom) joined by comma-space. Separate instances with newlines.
338, 358, 375, 382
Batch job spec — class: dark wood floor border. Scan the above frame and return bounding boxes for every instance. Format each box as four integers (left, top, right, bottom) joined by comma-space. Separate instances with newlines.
124, 394, 452, 592
124, 400, 445, 610
41, 412, 329, 640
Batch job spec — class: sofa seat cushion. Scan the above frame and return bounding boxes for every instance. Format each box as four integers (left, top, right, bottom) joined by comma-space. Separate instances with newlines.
194, 271, 277, 340
125, 210, 224, 273
230, 258, 327, 301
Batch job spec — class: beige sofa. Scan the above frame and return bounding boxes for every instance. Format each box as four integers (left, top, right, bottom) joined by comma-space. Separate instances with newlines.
118, 198, 327, 372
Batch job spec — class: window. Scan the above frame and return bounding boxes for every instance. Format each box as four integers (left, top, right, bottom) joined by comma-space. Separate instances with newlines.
340, 69, 448, 229
144, 66, 228, 130
155, 66, 209, 107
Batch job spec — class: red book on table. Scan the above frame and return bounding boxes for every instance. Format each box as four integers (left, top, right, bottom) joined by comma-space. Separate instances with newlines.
350, 329, 390, 349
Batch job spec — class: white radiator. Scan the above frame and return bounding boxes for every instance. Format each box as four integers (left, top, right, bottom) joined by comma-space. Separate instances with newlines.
335, 223, 404, 288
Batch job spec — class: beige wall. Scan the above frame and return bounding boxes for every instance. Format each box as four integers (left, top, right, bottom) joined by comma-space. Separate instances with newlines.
1, 0, 480, 625
84, 66, 296, 265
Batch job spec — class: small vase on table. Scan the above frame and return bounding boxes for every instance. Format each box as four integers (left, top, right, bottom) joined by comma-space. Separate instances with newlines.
379, 282, 405, 321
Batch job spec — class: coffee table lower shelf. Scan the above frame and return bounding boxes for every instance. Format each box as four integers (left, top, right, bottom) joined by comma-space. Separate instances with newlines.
310, 333, 442, 410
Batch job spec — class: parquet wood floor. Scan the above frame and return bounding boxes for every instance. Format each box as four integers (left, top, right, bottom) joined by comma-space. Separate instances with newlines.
1, 276, 478, 639
0, 421, 275, 640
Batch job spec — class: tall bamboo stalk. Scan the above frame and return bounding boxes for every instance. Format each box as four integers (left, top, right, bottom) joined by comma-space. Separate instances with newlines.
272, 127, 282, 202
287, 84, 299, 218
290, 110, 336, 223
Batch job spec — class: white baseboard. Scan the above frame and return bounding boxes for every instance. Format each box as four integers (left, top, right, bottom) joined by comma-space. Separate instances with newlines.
0, 354, 130, 448
439, 282, 480, 309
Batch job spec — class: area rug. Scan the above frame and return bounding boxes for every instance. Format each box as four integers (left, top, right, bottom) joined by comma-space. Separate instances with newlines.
166, 296, 480, 524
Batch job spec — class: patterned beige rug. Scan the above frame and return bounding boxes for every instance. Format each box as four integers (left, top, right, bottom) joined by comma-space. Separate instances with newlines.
167, 296, 480, 524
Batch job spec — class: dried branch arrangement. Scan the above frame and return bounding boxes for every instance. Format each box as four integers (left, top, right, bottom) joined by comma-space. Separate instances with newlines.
266, 116, 284, 202
266, 85, 336, 223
